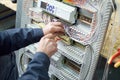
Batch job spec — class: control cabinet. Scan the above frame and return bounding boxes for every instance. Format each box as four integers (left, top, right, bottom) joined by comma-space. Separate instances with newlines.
16, 0, 113, 80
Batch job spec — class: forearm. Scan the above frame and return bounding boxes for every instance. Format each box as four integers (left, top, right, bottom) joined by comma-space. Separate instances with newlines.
0, 28, 44, 55
18, 52, 50, 80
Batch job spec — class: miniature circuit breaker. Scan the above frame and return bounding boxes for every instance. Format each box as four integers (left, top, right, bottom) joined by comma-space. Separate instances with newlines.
15, 0, 113, 80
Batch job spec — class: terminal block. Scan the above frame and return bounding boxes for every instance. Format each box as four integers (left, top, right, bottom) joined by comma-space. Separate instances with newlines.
62, 57, 81, 74
58, 35, 73, 45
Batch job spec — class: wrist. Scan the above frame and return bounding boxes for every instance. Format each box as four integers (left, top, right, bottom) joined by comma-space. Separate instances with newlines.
42, 28, 48, 35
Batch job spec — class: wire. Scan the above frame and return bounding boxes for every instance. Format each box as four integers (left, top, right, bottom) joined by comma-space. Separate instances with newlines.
87, 0, 98, 11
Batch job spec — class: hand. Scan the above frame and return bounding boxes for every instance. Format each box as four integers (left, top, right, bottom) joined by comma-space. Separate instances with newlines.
43, 22, 64, 35
37, 34, 57, 57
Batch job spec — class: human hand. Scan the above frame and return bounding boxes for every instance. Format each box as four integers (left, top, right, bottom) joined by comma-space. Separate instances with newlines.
43, 22, 64, 35
36, 34, 57, 57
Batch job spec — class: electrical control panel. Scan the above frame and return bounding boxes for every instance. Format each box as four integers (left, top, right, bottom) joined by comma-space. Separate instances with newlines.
16, 0, 113, 80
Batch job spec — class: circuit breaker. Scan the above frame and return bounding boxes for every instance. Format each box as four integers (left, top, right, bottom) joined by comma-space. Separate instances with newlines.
16, 0, 113, 80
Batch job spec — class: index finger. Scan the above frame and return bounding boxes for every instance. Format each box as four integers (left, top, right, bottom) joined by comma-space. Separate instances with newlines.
51, 22, 63, 26
43, 33, 57, 39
